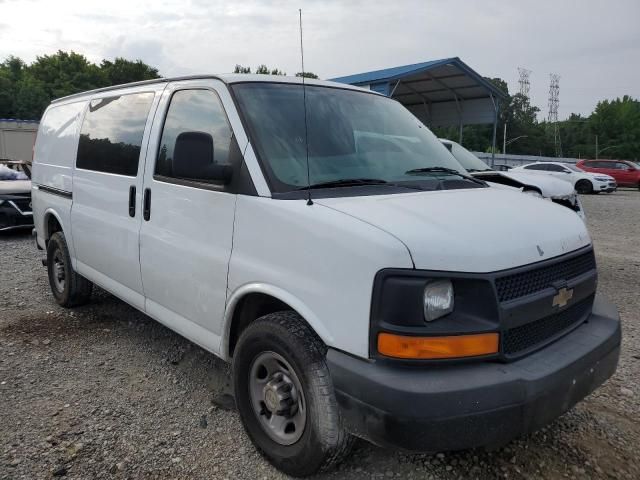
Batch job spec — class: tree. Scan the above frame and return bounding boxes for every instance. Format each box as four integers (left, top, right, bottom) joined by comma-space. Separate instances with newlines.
295, 72, 319, 79
255, 64, 286, 75
0, 51, 163, 120
28, 50, 107, 100
233, 64, 252, 74
100, 58, 160, 85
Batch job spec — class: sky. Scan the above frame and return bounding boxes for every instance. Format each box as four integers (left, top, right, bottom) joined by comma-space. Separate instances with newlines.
1, 0, 639, 119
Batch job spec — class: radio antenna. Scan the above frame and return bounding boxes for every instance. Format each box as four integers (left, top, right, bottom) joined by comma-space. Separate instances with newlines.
299, 8, 313, 206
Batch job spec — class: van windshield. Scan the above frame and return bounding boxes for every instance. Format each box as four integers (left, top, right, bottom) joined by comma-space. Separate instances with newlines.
233, 83, 473, 194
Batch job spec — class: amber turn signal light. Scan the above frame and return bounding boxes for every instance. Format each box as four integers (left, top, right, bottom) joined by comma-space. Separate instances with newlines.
377, 332, 499, 360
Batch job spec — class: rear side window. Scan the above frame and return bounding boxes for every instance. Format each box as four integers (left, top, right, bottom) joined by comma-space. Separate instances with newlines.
524, 164, 547, 171
76, 92, 154, 176
155, 89, 233, 182
546, 164, 566, 172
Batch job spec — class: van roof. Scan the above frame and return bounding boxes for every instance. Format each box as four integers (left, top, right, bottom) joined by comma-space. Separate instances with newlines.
51, 74, 374, 104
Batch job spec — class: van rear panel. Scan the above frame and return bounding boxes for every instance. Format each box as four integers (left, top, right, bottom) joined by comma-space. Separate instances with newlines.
32, 100, 86, 249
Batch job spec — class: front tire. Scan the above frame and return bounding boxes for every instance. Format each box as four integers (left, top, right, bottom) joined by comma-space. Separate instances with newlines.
232, 311, 353, 477
575, 179, 593, 194
46, 232, 93, 307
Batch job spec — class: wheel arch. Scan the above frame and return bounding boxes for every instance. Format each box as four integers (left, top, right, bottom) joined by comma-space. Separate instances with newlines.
222, 284, 334, 361
43, 208, 65, 243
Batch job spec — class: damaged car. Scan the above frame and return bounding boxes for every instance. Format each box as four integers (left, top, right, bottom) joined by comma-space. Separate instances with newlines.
440, 139, 585, 219
0, 160, 33, 231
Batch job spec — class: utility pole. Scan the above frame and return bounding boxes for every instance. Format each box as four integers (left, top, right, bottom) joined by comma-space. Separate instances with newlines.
503, 122, 507, 154
547, 74, 561, 157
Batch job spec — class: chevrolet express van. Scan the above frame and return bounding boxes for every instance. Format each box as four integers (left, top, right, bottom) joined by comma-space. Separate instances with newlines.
32, 75, 620, 477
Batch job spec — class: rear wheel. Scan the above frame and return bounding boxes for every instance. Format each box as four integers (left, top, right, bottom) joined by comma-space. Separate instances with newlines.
575, 179, 593, 194
233, 311, 353, 477
46, 232, 93, 307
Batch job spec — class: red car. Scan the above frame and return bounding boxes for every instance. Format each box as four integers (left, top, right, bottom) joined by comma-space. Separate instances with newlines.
577, 159, 640, 189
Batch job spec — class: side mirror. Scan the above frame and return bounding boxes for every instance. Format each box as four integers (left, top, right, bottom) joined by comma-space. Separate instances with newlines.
173, 131, 233, 184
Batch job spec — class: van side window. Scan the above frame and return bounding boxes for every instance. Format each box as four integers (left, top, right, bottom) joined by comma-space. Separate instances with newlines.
76, 92, 154, 176
155, 90, 233, 182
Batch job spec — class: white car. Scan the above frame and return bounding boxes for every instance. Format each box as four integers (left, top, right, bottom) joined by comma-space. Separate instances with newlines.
32, 74, 620, 476
440, 139, 585, 219
511, 161, 617, 194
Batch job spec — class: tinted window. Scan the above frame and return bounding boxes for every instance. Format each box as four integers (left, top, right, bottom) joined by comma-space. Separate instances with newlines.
546, 164, 566, 172
615, 162, 630, 170
156, 90, 233, 181
524, 164, 548, 171
76, 92, 154, 176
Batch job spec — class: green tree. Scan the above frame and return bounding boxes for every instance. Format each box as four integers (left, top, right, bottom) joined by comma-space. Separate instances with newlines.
233, 64, 252, 74
100, 58, 160, 85
255, 64, 285, 75
28, 50, 106, 100
295, 71, 319, 79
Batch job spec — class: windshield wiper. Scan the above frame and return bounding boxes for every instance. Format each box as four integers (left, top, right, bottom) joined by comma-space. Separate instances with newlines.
465, 168, 493, 173
298, 178, 426, 191
298, 178, 389, 190
405, 167, 486, 185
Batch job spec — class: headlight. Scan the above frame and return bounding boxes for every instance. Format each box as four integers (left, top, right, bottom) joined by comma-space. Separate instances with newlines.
523, 189, 543, 198
595, 176, 609, 181
423, 279, 454, 322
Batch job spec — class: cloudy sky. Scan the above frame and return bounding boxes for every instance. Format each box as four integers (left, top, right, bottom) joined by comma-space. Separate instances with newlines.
1, 0, 638, 119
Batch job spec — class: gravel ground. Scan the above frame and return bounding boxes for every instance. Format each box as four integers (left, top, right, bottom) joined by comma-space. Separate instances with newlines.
1, 190, 639, 480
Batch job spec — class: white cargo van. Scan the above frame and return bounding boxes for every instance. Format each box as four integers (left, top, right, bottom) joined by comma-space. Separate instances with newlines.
32, 75, 620, 477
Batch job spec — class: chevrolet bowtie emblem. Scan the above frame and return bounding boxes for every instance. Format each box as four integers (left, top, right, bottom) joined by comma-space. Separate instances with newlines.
552, 287, 574, 308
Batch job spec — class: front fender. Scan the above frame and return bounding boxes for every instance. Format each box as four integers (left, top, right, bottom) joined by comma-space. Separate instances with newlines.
221, 282, 335, 361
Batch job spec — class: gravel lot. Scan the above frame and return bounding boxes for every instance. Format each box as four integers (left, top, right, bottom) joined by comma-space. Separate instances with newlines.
1, 190, 639, 480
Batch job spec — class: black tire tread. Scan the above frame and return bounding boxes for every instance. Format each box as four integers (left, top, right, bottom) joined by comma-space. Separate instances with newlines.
47, 232, 93, 307
234, 311, 354, 476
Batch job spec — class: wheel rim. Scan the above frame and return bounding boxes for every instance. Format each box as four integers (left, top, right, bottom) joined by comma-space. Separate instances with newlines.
577, 181, 590, 194
52, 249, 66, 292
248, 351, 306, 445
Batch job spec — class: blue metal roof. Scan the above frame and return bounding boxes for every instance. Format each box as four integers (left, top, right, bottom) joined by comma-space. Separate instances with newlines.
330, 57, 507, 99
330, 58, 455, 85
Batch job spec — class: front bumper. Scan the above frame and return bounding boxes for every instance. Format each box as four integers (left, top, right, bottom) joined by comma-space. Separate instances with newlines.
327, 294, 620, 452
0, 198, 33, 231
596, 181, 617, 192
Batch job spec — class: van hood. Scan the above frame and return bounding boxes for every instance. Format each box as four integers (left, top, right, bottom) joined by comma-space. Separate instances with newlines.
316, 188, 591, 272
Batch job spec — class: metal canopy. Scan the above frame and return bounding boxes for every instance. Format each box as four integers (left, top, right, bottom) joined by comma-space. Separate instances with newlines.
330, 58, 507, 158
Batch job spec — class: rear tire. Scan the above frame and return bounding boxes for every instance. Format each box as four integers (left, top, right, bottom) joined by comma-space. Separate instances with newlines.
46, 232, 93, 307
575, 179, 593, 194
232, 311, 353, 477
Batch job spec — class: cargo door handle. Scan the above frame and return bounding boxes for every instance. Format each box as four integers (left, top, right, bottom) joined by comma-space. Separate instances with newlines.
128, 186, 136, 217
143, 188, 151, 221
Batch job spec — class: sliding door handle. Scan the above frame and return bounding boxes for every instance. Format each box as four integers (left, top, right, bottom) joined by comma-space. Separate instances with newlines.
143, 188, 151, 221
128, 185, 136, 217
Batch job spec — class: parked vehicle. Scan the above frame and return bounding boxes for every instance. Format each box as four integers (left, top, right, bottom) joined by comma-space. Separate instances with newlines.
512, 161, 617, 194
493, 164, 512, 171
0, 160, 33, 231
32, 75, 620, 477
440, 139, 584, 219
577, 159, 640, 189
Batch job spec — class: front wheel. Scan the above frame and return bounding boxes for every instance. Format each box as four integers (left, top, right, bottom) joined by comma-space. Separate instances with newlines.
575, 179, 593, 194
232, 311, 353, 477
46, 232, 93, 307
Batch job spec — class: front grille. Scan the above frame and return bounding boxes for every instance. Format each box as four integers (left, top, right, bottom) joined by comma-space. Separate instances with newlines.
503, 294, 594, 356
495, 250, 596, 302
